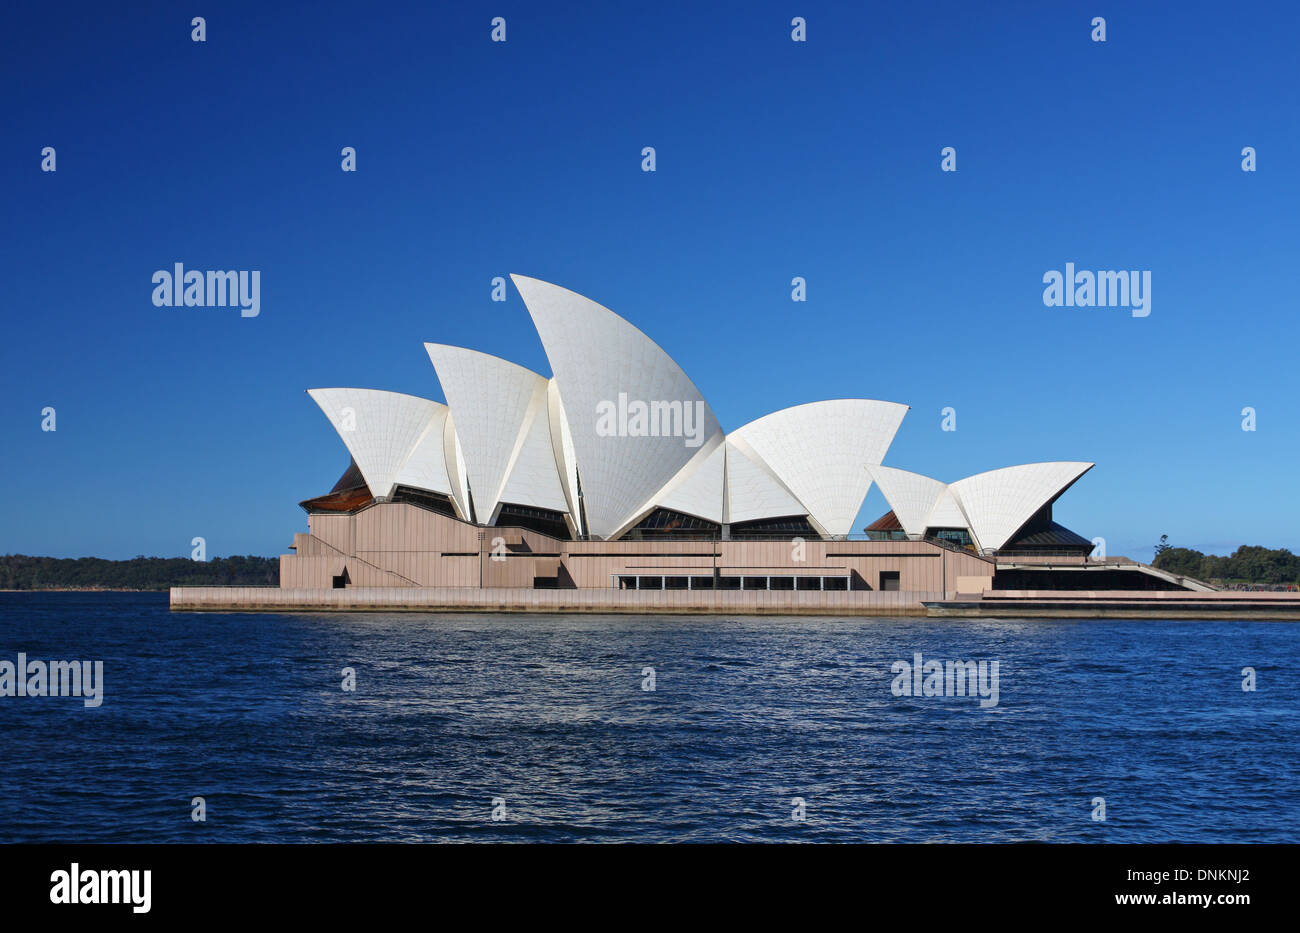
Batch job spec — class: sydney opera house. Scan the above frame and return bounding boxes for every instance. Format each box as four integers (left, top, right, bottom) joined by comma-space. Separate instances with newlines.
262, 275, 1207, 612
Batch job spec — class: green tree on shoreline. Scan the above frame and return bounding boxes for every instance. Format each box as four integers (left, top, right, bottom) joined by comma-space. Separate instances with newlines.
0, 555, 278, 591
1153, 542, 1300, 586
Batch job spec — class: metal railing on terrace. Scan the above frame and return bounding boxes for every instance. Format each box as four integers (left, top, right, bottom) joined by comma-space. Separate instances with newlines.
991, 550, 1113, 560
574, 531, 988, 555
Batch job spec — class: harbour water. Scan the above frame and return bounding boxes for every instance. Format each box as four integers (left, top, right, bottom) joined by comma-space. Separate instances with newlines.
1, 592, 1295, 842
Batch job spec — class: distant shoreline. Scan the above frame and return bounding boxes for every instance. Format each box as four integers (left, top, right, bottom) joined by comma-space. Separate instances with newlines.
0, 555, 279, 591
0, 588, 167, 593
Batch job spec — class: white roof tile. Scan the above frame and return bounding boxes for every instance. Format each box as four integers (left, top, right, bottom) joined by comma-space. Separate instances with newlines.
307, 388, 447, 500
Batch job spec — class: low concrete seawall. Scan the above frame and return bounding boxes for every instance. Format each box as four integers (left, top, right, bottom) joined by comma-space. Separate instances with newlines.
925, 589, 1300, 619
170, 586, 943, 614
171, 586, 1300, 618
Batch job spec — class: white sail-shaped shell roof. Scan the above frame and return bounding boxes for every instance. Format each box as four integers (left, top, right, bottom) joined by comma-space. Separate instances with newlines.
512, 274, 723, 539
865, 465, 948, 537
869, 461, 1094, 551
497, 381, 570, 516
307, 388, 447, 500
304, 278, 1092, 547
545, 379, 583, 533
926, 488, 970, 530
729, 400, 908, 536
425, 344, 564, 522
393, 406, 454, 499
652, 435, 726, 524
724, 439, 807, 525
949, 461, 1094, 552
441, 415, 469, 518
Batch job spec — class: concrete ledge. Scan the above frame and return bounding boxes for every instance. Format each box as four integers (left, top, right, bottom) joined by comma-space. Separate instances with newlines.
983, 589, 1300, 601
170, 586, 942, 615
171, 586, 1300, 619
924, 591, 1300, 619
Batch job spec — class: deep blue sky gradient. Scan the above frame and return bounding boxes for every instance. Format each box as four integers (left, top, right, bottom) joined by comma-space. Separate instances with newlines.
2, 0, 1297, 560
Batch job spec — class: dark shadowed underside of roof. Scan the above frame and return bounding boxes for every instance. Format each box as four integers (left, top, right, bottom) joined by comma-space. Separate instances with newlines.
1003, 520, 1094, 550
300, 459, 373, 513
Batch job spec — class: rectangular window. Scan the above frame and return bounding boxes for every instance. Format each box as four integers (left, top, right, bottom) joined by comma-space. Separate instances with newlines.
665, 576, 689, 590
716, 576, 741, 590
823, 576, 848, 591
769, 576, 795, 590
880, 571, 901, 591
689, 576, 715, 590
796, 577, 822, 591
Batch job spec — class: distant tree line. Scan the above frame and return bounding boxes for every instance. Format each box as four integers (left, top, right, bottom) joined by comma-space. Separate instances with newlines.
0, 554, 278, 591
1152, 537, 1300, 585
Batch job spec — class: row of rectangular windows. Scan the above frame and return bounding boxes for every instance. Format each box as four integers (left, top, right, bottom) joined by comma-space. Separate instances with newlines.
613, 575, 852, 591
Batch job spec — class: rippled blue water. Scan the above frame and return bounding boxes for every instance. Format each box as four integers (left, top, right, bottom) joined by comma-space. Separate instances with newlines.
0, 592, 1296, 842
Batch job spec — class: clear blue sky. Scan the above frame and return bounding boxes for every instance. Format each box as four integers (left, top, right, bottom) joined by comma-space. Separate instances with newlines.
2, 0, 1296, 561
